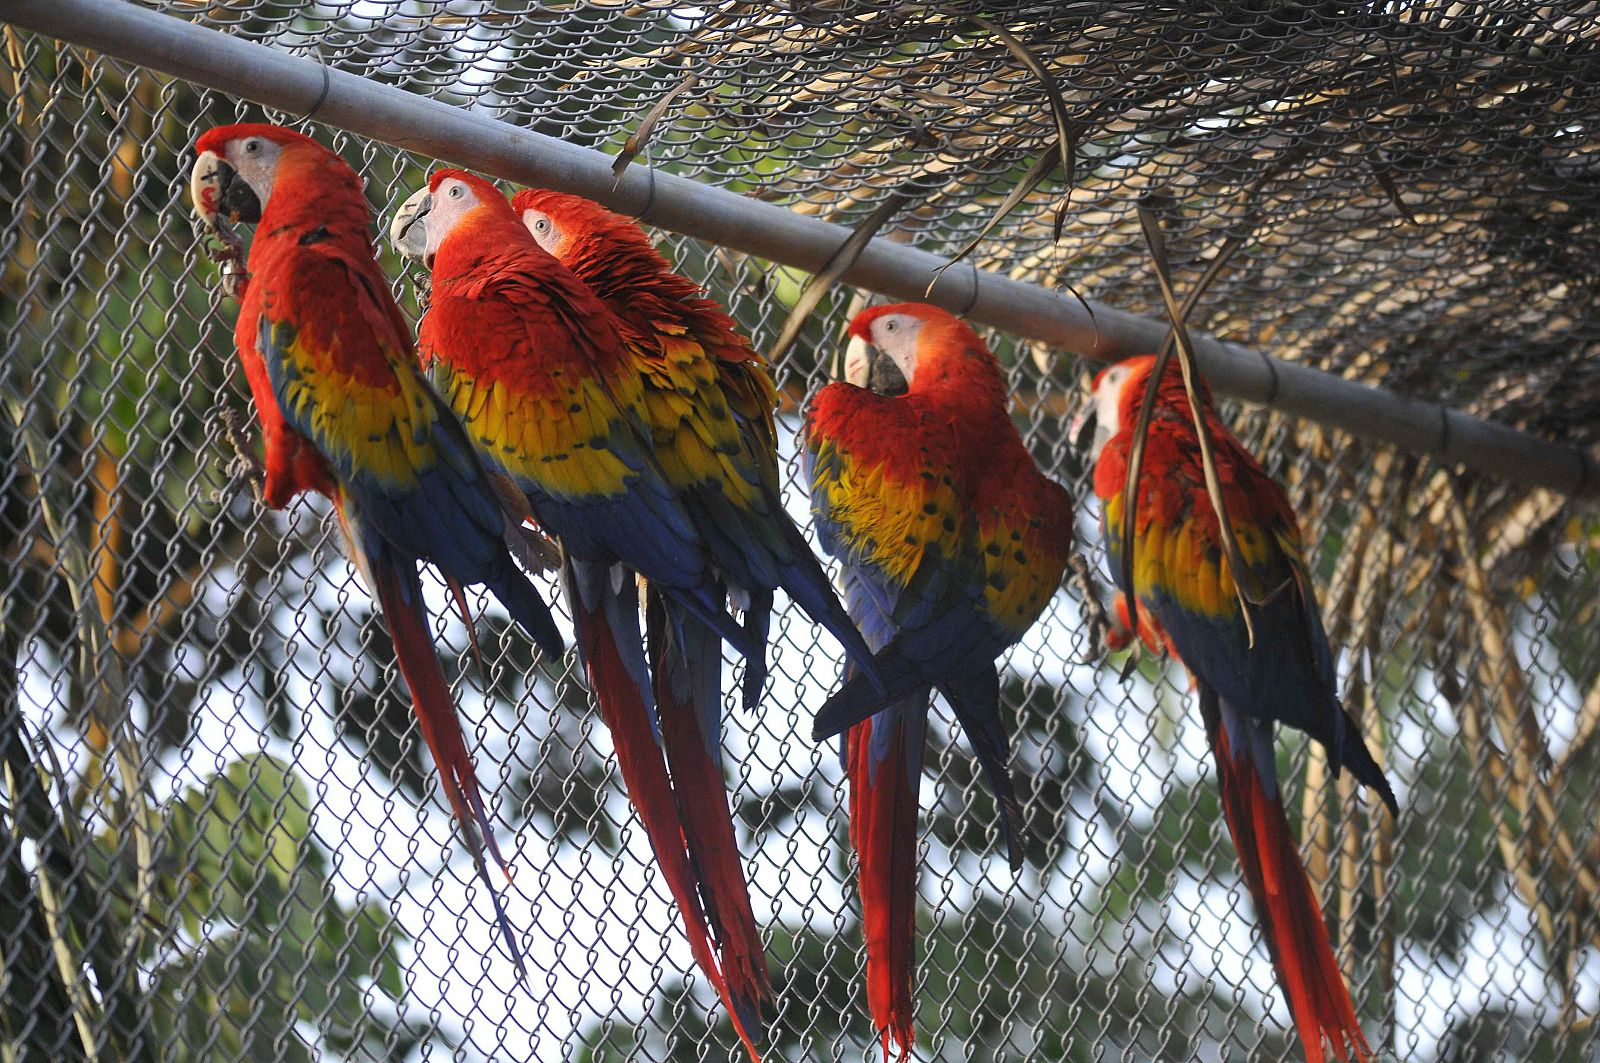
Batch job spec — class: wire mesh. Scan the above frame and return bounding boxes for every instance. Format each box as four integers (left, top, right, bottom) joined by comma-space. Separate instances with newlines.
2, 2, 1599, 1060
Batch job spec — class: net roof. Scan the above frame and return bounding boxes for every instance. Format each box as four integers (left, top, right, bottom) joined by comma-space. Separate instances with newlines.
145, 0, 1600, 448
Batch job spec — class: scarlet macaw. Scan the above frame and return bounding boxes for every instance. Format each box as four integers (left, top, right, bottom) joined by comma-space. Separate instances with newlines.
509, 187, 783, 1041
803, 302, 1074, 1057
395, 170, 880, 1055
187, 124, 564, 973
1078, 354, 1398, 1063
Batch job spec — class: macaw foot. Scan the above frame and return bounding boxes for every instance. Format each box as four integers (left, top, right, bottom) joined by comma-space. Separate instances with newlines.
212, 408, 265, 504
1066, 552, 1113, 662
408, 267, 432, 314
1117, 640, 1144, 683
516, 524, 563, 572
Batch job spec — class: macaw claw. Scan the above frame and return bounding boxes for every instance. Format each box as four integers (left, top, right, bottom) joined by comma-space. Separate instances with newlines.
407, 266, 432, 314
196, 216, 249, 300
212, 407, 265, 504
1066, 552, 1114, 662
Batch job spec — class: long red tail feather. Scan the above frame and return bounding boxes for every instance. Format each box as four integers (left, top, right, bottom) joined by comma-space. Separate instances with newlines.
1204, 694, 1372, 1063
567, 565, 764, 1062
646, 589, 772, 1042
848, 704, 927, 1061
362, 542, 525, 977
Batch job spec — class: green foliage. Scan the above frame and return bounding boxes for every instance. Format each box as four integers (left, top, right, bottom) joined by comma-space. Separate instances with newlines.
0, 748, 427, 1061
136, 754, 421, 1059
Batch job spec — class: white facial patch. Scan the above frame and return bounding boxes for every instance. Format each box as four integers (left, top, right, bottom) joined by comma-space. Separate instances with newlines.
1088, 364, 1134, 461
423, 178, 482, 261
521, 209, 559, 253
226, 135, 281, 208
871, 312, 923, 385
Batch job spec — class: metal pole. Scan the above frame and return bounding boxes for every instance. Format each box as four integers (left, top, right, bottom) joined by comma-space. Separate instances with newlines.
4, 0, 1594, 499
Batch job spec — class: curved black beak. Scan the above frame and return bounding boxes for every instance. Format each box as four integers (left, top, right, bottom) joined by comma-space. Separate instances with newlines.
212, 160, 261, 224
865, 348, 908, 397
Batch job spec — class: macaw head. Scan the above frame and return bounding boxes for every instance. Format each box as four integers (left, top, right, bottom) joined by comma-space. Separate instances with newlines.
510, 188, 643, 262
192, 123, 327, 230
846, 302, 1002, 400
190, 123, 347, 293
388, 169, 518, 269
1070, 355, 1161, 462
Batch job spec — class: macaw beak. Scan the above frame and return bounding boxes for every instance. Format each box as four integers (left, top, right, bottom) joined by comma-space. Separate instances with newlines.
841, 335, 872, 386
189, 150, 256, 298
189, 151, 261, 229
840, 336, 907, 395
865, 347, 909, 397
1068, 403, 1098, 452
389, 187, 432, 263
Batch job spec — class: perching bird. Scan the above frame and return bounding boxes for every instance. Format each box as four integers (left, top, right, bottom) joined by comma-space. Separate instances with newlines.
391, 181, 876, 698
393, 170, 881, 1057
1078, 354, 1398, 1063
187, 123, 564, 975
511, 187, 784, 1040
803, 302, 1074, 1058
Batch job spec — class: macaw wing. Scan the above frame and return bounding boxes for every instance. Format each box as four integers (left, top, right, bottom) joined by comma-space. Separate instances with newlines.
669, 296, 783, 497
720, 361, 781, 495
253, 242, 505, 578
1127, 430, 1310, 678
639, 321, 767, 492
803, 383, 976, 615
1128, 427, 1391, 800
425, 258, 690, 519
973, 464, 1074, 647
451, 250, 663, 440
805, 384, 998, 736
604, 276, 779, 497
431, 353, 646, 506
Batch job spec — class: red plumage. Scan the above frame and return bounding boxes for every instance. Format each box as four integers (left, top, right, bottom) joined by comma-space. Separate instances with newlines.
509, 187, 782, 1047
1203, 693, 1371, 1063
847, 708, 924, 1059
1087, 354, 1390, 1062
567, 574, 765, 1056
191, 126, 571, 976
416, 171, 778, 1055
807, 304, 1073, 1058
644, 592, 770, 1043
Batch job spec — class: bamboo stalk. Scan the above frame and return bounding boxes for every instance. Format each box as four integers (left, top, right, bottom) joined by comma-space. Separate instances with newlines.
1439, 653, 1561, 946
3, 761, 100, 1062
7, 403, 155, 974
1443, 500, 1600, 958
1446, 494, 1600, 902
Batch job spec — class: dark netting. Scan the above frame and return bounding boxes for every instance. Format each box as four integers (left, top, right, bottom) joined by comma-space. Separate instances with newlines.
1, 2, 1598, 1061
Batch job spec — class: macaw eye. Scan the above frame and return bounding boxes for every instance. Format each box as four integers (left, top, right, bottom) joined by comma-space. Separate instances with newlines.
447, 184, 463, 199
243, 139, 261, 155
883, 319, 899, 334
533, 218, 550, 233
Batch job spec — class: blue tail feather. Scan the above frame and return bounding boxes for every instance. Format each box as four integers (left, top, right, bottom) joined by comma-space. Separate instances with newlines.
940, 665, 1023, 870
739, 587, 772, 711
778, 554, 885, 697
562, 558, 656, 736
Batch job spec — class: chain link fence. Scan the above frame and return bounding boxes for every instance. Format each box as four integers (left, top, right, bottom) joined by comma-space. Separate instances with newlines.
2, 2, 1599, 1060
